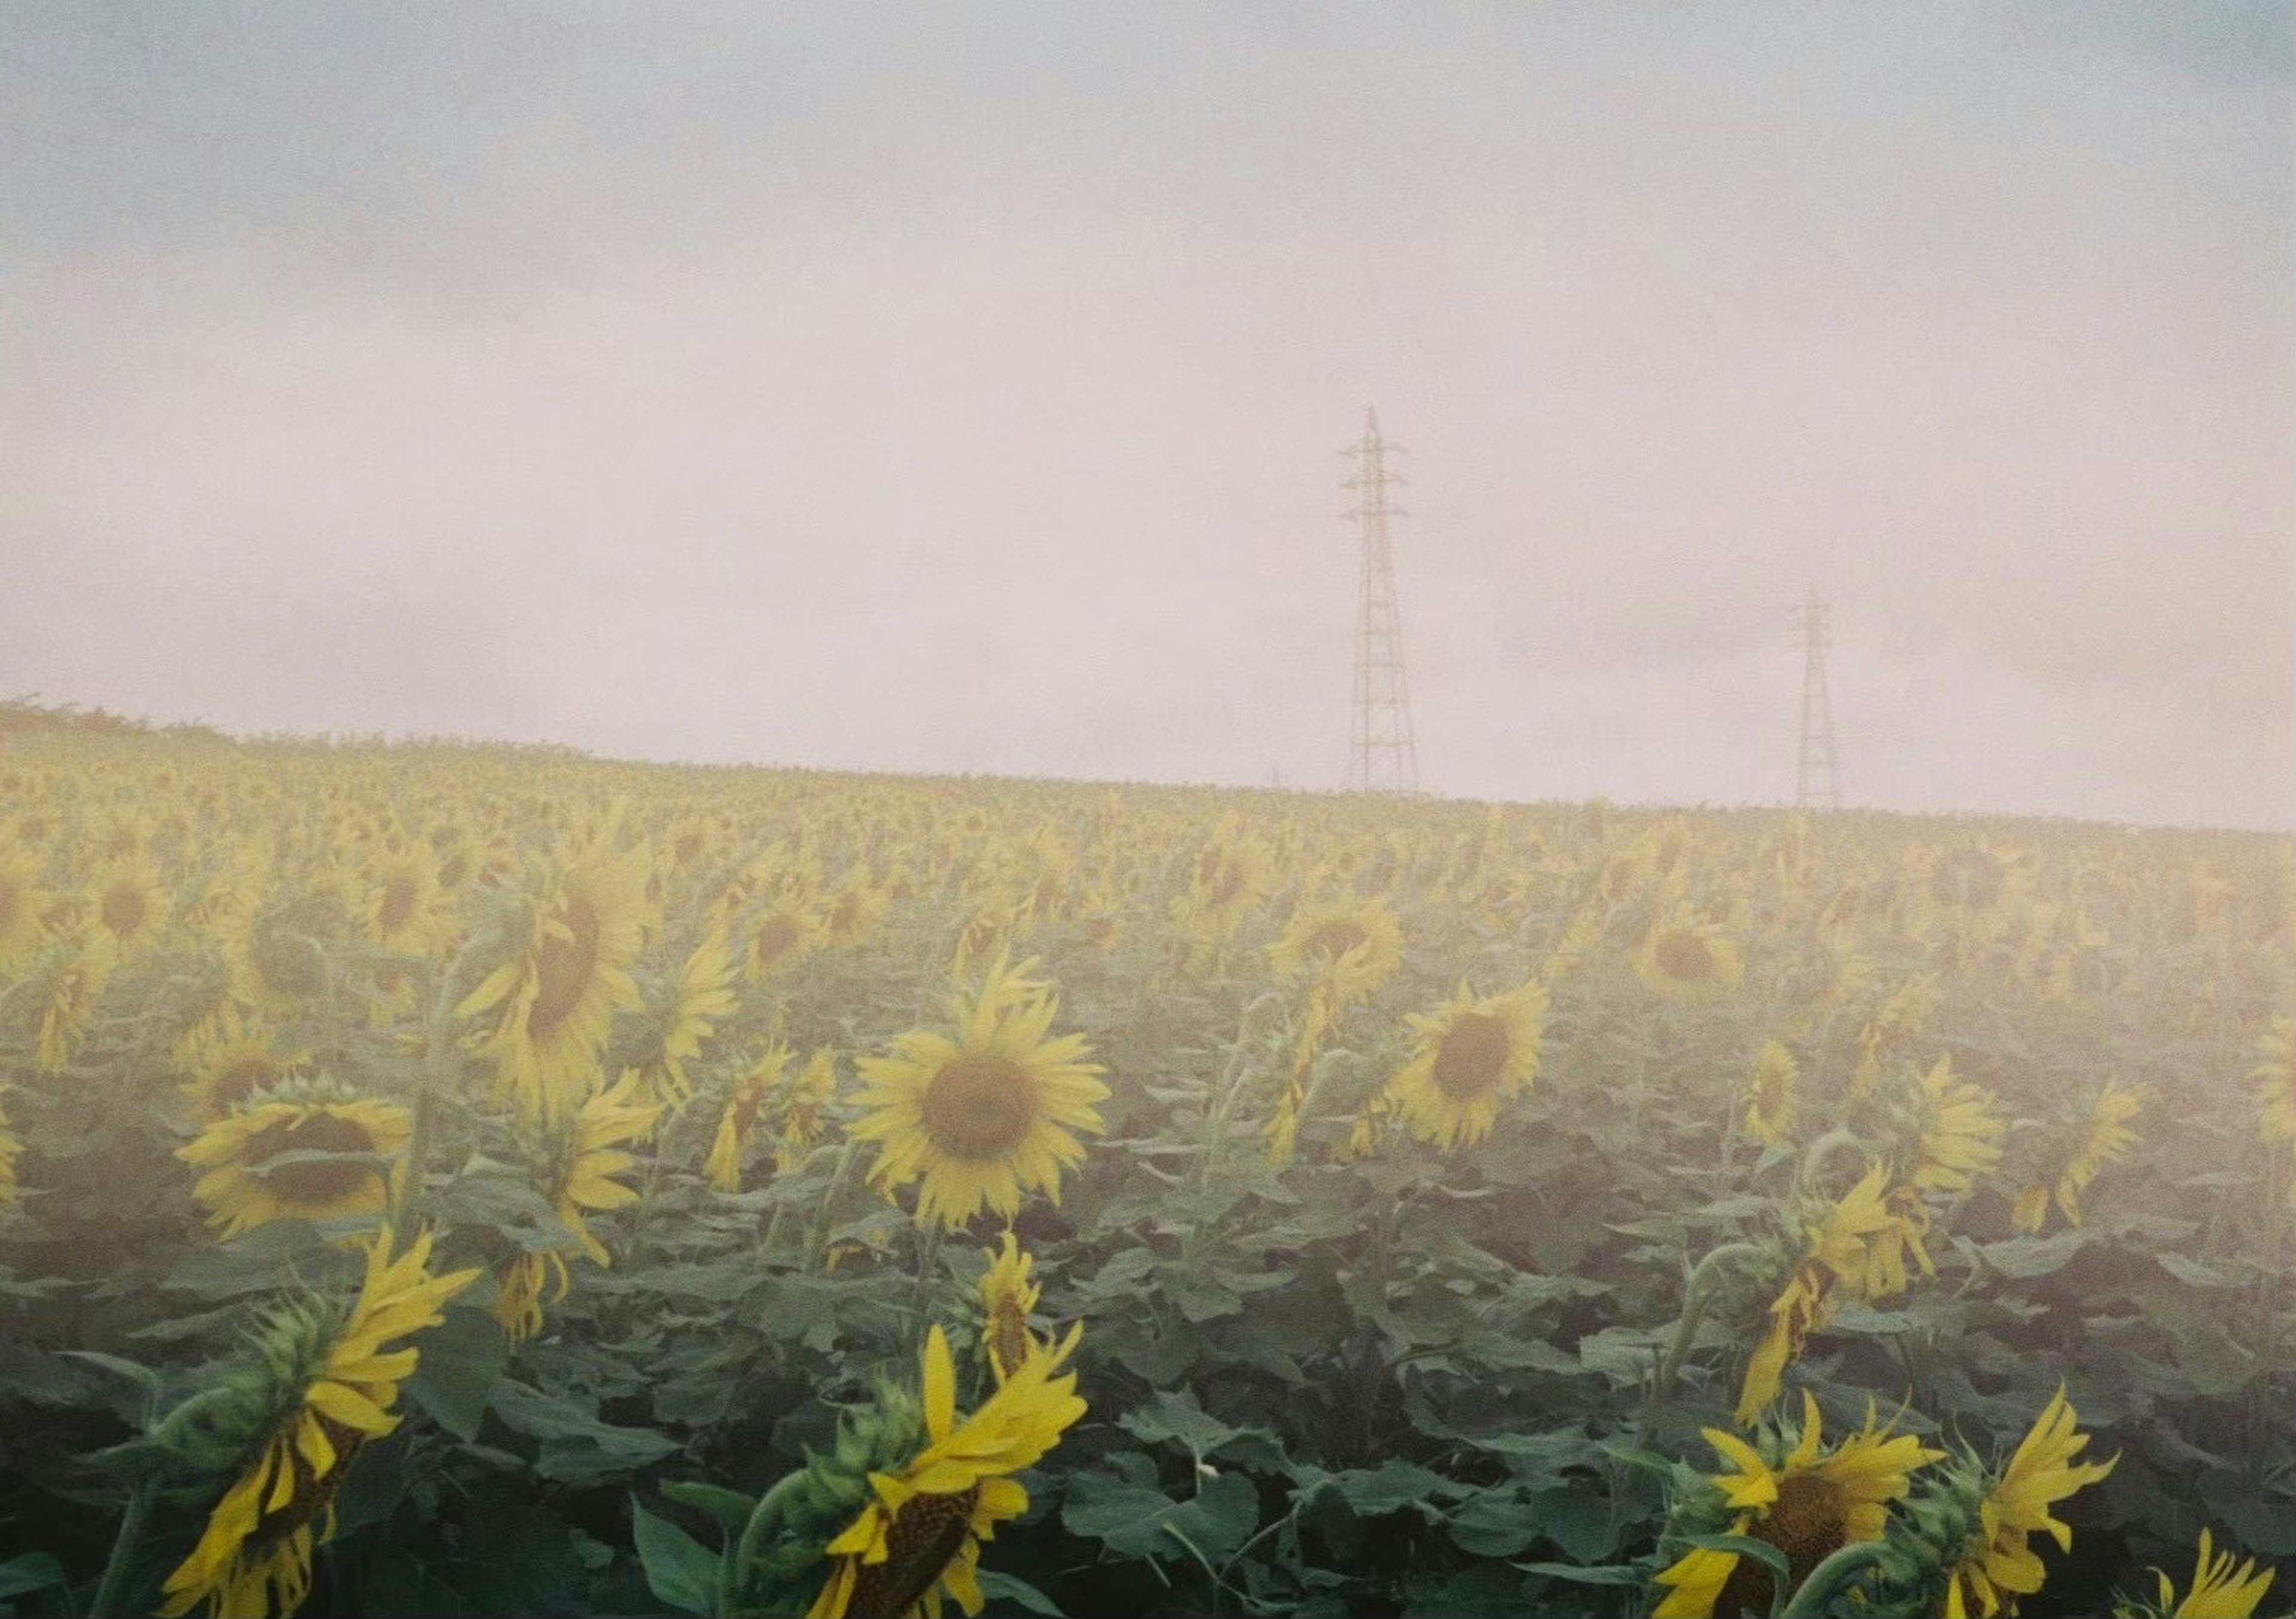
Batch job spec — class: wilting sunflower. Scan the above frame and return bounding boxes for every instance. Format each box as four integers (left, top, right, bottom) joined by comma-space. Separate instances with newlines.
32, 930, 118, 1075
1862, 1056, 2005, 1300
175, 1006, 313, 1124
705, 1038, 795, 1193
457, 841, 653, 1122
1383, 977, 1549, 1150
1743, 1040, 1800, 1147
1653, 1390, 1943, 1619
1935, 1386, 2118, 1619
221, 879, 362, 1016
182, 1092, 411, 1239
159, 1227, 479, 1618
2013, 1083, 2142, 1234
978, 1230, 1043, 1383
1266, 895, 1404, 1007
1738, 1162, 1899, 1425
494, 1069, 660, 1340
805, 1323, 1086, 1619
853, 955, 1107, 1229
2113, 1528, 2280, 1619
1634, 910, 1745, 1003
774, 1047, 842, 1172
627, 928, 741, 1113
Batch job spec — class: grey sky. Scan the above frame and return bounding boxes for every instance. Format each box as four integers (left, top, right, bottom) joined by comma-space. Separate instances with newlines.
4, 3, 2289, 828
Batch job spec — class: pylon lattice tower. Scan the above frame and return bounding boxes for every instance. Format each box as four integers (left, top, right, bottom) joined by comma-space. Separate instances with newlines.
1792, 588, 1841, 810
1344, 408, 1418, 793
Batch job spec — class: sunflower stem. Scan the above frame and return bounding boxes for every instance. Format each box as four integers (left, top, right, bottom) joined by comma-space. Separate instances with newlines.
88, 1474, 158, 1619
1796, 1127, 1868, 1197
803, 1138, 863, 1273
1651, 1241, 1769, 1408
909, 1220, 946, 1345
723, 1468, 810, 1614
390, 934, 485, 1253
1777, 1540, 1891, 1617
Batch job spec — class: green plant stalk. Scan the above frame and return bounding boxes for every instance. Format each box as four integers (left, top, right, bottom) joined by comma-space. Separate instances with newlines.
1195, 988, 1286, 1194
1651, 1242, 1769, 1407
390, 934, 484, 1250
722, 1470, 810, 1616
87, 1474, 158, 1619
1796, 1126, 1870, 1195
910, 1218, 946, 1345
1777, 1541, 1891, 1617
803, 1138, 864, 1273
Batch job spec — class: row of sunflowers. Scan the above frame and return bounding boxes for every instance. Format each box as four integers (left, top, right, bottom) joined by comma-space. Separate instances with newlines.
0, 731, 2291, 1616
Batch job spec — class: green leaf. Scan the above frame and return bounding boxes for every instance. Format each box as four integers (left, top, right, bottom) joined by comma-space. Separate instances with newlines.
403, 1306, 509, 1443
660, 1480, 758, 1536
1527, 1484, 1616, 1564
1062, 1468, 1259, 1562
0, 1554, 66, 1600
1973, 1229, 2089, 1279
2154, 1251, 2237, 1288
491, 1380, 680, 1486
975, 1569, 1067, 1615
1448, 1490, 1540, 1557
1515, 1560, 1644, 1586
631, 1495, 719, 1615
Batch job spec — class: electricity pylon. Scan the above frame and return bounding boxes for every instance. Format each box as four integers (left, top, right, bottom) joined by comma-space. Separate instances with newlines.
1344, 408, 1418, 793
1792, 588, 1841, 810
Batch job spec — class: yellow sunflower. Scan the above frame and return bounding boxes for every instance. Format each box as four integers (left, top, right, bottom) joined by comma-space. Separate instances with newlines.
90, 860, 169, 959
174, 1006, 313, 1124
806, 1323, 1086, 1619
32, 930, 118, 1075
0, 843, 47, 967
181, 1095, 411, 1239
852, 956, 1107, 1229
1654, 1390, 1943, 1619
2120, 1528, 2280, 1619
1266, 894, 1404, 1007
1382, 977, 1549, 1150
1940, 1386, 2117, 1619
979, 1230, 1043, 1383
1738, 1162, 1898, 1425
628, 928, 741, 1113
822, 874, 890, 949
2013, 1083, 2142, 1235
159, 1227, 479, 1618
493, 1067, 659, 1341
1744, 1040, 1800, 1147
774, 1047, 842, 1173
457, 841, 653, 1122
1634, 911, 1745, 1003
2254, 1016, 2296, 1204
363, 840, 454, 956
706, 1039, 794, 1193
747, 893, 824, 981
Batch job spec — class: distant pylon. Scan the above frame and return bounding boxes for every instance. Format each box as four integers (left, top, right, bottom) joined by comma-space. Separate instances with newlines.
1792, 588, 1841, 810
1344, 408, 1418, 793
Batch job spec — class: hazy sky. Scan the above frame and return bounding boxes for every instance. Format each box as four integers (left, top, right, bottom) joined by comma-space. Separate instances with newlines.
4, 4, 2290, 827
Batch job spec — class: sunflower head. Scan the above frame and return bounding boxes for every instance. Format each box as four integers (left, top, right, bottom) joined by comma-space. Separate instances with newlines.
1384, 977, 1549, 1150
2111, 1528, 2280, 1619
1635, 911, 1745, 1003
852, 958, 1107, 1230
1744, 1040, 1800, 1148
1653, 1390, 1942, 1619
1266, 896, 1404, 1006
179, 1087, 411, 1239
978, 1232, 1043, 1382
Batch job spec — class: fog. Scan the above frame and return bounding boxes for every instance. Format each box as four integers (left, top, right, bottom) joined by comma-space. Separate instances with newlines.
3, 3, 2289, 827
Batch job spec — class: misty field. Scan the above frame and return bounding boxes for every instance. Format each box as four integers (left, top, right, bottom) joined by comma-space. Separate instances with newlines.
1, 728, 2291, 1618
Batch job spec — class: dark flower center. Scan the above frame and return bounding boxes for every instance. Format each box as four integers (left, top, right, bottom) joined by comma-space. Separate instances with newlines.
1653, 931, 1715, 980
242, 1111, 384, 1204
1432, 1013, 1511, 1101
921, 1055, 1034, 1160
847, 1486, 982, 1619
527, 896, 602, 1040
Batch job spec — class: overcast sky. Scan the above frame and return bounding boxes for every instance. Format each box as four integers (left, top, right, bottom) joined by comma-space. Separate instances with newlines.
3, 4, 2289, 828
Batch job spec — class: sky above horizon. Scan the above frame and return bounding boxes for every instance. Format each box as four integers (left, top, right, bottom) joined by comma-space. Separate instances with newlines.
3, 4, 2290, 828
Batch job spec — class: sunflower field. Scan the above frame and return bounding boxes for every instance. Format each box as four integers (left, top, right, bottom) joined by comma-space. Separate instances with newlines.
1, 726, 2292, 1618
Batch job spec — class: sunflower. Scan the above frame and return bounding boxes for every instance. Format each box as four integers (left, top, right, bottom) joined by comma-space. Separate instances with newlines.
363, 840, 454, 956
2254, 1016, 2296, 1203
822, 874, 890, 949
1744, 1040, 1800, 1147
628, 928, 741, 1113
158, 1227, 479, 1618
2114, 1528, 2280, 1619
775, 1047, 842, 1172
1634, 910, 1745, 1003
2013, 1083, 2142, 1234
91, 860, 169, 958
0, 1095, 20, 1206
1902, 1055, 2007, 1199
0, 843, 47, 967
1171, 832, 1271, 942
221, 884, 357, 1016
32, 930, 118, 1075
747, 893, 824, 981
978, 1231, 1042, 1382
1266, 895, 1403, 1007
1919, 840, 2031, 937
174, 1006, 313, 1124
1653, 1390, 1942, 1619
534, 1067, 661, 1267
805, 1323, 1086, 1619
457, 841, 653, 1122
1738, 1162, 1898, 1425
706, 1039, 794, 1193
852, 955, 1107, 1229
182, 1093, 411, 1239
1382, 977, 1549, 1150
1938, 1386, 2118, 1619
